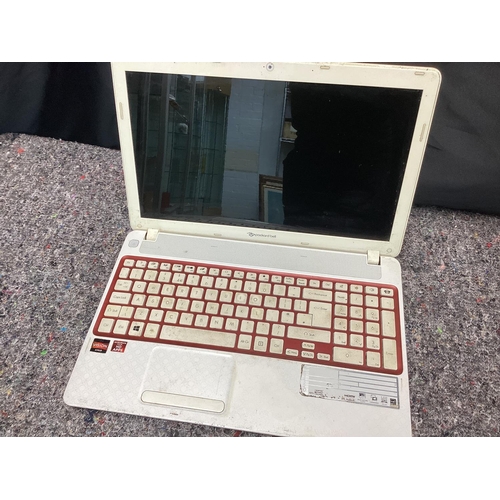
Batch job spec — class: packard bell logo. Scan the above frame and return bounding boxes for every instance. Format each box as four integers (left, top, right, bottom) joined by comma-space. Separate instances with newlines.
247, 232, 276, 238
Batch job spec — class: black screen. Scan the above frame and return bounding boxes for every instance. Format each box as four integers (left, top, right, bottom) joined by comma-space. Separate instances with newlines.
126, 71, 422, 241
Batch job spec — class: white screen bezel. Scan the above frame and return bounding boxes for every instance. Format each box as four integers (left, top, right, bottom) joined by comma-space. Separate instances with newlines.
111, 61, 440, 257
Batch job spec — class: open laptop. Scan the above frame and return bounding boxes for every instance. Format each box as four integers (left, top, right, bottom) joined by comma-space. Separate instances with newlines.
64, 62, 440, 436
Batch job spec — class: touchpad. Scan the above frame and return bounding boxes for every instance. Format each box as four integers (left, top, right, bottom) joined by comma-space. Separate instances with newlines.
140, 347, 234, 413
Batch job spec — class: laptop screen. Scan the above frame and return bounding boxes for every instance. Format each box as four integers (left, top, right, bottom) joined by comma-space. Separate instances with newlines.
125, 71, 422, 241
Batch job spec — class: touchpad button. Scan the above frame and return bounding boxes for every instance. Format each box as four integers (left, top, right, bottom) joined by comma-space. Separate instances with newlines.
140, 347, 234, 413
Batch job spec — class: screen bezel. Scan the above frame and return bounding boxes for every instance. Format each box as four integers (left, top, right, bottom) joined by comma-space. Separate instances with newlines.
111, 62, 440, 257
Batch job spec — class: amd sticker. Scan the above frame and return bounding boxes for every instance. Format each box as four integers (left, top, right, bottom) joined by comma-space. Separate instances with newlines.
90, 338, 110, 353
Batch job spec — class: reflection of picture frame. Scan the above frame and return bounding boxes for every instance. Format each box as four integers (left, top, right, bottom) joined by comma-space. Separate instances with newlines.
259, 175, 284, 224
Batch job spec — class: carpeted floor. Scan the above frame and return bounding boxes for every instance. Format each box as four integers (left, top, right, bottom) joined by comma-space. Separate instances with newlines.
0, 133, 499, 437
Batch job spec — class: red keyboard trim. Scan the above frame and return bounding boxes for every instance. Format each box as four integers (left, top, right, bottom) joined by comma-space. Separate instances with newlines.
92, 255, 404, 375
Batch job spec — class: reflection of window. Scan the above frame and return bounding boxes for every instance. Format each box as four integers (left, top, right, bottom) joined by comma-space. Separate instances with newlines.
127, 72, 230, 217
259, 175, 284, 224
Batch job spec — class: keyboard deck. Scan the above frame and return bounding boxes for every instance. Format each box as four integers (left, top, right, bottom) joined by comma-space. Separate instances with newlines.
94, 256, 404, 375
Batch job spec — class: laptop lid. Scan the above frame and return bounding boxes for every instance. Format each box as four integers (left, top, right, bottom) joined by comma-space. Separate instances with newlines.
111, 62, 440, 258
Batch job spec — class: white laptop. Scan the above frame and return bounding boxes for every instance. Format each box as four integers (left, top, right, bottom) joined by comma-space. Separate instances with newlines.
64, 62, 440, 436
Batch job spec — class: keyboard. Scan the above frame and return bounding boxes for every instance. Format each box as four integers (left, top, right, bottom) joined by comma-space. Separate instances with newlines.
94, 256, 403, 375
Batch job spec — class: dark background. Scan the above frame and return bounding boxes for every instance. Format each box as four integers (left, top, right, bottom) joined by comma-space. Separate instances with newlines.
1, 62, 499, 215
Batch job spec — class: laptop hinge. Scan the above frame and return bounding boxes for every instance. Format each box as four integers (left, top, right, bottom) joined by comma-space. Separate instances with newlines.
367, 250, 380, 266
145, 228, 159, 242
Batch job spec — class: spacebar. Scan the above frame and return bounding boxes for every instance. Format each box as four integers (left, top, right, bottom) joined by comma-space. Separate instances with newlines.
160, 325, 236, 348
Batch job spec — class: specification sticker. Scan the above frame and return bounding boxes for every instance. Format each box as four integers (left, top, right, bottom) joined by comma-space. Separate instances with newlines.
300, 365, 400, 409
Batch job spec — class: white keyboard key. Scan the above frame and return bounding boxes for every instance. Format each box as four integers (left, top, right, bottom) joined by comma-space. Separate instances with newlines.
195, 315, 209, 327
118, 306, 134, 319
303, 288, 332, 302
367, 351, 381, 368
333, 347, 363, 366
226, 319, 239, 331
350, 293, 363, 305
234, 293, 248, 304
272, 324, 285, 337
160, 326, 236, 348
366, 308, 380, 321
179, 313, 194, 326
309, 301, 332, 329
288, 286, 301, 298
215, 277, 228, 289
334, 304, 348, 317
334, 292, 348, 304
286, 349, 299, 357
254, 336, 268, 352
333, 332, 347, 345
104, 305, 121, 317
317, 353, 331, 361
158, 271, 172, 283
235, 306, 249, 318
109, 292, 131, 305
288, 326, 331, 343
131, 293, 146, 306
249, 294, 262, 306
113, 320, 129, 335
146, 296, 160, 308
98, 318, 114, 333
144, 323, 160, 338
382, 310, 396, 337
165, 311, 179, 324
129, 321, 144, 336
350, 334, 364, 347
240, 320, 254, 333
383, 339, 398, 370
349, 320, 363, 333
381, 288, 394, 297
266, 309, 279, 322
334, 318, 347, 331
210, 316, 224, 329
132, 281, 147, 293
115, 280, 132, 292
366, 336, 380, 350
301, 351, 314, 359
350, 306, 363, 319
256, 322, 270, 335
119, 267, 130, 278
123, 259, 135, 267
365, 295, 379, 308
238, 334, 252, 350
250, 308, 264, 320
297, 313, 313, 326
144, 270, 158, 281
229, 279, 243, 291
269, 338, 284, 354
366, 322, 380, 335
130, 269, 144, 280
244, 281, 257, 293
149, 309, 164, 322
381, 297, 395, 310
134, 308, 149, 320
279, 298, 292, 310
186, 274, 199, 286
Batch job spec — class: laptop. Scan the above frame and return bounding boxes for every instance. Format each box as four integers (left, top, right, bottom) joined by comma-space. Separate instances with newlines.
64, 62, 440, 436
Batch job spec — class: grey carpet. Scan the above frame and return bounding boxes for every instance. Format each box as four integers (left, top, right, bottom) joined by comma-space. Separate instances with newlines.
1, 133, 499, 436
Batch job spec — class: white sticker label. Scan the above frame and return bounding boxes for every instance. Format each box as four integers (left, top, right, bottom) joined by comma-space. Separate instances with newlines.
300, 365, 400, 409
